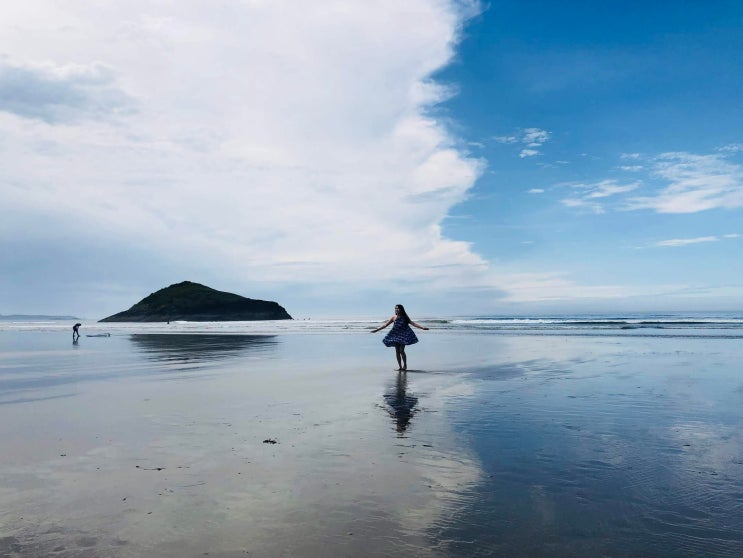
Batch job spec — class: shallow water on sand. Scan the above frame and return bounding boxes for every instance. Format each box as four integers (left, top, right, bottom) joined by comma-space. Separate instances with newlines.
1, 331, 742, 557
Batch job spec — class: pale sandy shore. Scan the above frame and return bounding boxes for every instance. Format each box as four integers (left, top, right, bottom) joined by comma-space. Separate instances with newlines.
1, 330, 742, 557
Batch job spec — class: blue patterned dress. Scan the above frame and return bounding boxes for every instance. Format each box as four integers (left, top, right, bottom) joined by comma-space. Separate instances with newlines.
383, 317, 419, 347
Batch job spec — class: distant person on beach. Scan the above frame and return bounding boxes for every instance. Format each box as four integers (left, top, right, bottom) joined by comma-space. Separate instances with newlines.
371, 304, 428, 371
72, 323, 81, 340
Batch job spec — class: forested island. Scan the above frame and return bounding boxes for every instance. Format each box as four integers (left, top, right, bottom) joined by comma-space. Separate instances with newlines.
99, 281, 292, 322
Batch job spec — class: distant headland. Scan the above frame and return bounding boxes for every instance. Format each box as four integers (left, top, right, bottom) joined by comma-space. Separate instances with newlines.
0, 314, 80, 321
99, 281, 292, 322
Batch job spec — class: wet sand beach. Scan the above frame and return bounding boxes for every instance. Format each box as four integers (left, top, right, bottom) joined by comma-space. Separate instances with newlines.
1, 328, 743, 557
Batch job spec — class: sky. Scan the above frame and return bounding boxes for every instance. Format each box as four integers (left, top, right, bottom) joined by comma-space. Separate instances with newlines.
1, 0, 742, 319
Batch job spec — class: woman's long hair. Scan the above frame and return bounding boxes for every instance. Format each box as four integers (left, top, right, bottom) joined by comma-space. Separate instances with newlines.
395, 304, 411, 324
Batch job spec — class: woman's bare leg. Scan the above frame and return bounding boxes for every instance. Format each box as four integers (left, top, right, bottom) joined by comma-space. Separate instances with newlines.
400, 346, 407, 370
394, 344, 403, 370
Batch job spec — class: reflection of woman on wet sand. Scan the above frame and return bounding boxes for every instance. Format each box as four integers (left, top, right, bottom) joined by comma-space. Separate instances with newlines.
384, 372, 418, 433
371, 304, 428, 371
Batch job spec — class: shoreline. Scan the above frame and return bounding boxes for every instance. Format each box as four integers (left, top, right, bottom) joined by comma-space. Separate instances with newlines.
2, 311, 743, 339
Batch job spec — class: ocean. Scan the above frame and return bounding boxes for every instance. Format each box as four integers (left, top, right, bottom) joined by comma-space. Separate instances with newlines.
3, 310, 743, 336
1, 313, 742, 556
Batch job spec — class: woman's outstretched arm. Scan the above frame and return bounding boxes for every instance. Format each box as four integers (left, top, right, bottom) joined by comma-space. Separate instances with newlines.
370, 317, 395, 333
410, 321, 429, 330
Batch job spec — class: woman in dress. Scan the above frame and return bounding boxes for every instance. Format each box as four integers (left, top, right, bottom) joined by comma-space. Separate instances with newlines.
371, 304, 429, 371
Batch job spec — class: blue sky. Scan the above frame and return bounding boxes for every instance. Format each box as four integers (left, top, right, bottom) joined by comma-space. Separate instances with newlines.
1, 1, 742, 318
434, 0, 743, 312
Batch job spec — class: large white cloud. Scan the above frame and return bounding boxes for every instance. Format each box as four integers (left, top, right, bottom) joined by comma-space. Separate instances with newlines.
0, 1, 488, 311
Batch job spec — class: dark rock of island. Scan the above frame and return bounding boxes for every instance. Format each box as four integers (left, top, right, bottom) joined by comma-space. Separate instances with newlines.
99, 281, 292, 322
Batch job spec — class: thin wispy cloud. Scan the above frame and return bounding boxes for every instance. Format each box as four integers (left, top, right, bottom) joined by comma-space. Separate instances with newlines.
640, 233, 738, 249
584, 181, 640, 198
562, 197, 605, 213
561, 179, 640, 213
557, 150, 743, 215
626, 152, 743, 213
716, 143, 743, 153
655, 236, 719, 247
495, 127, 551, 158
523, 128, 549, 146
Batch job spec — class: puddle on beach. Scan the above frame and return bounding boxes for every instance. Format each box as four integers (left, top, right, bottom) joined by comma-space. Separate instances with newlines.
1, 332, 743, 556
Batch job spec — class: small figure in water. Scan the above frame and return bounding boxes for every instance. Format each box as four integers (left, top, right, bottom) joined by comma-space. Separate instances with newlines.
72, 323, 81, 340
371, 304, 428, 371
